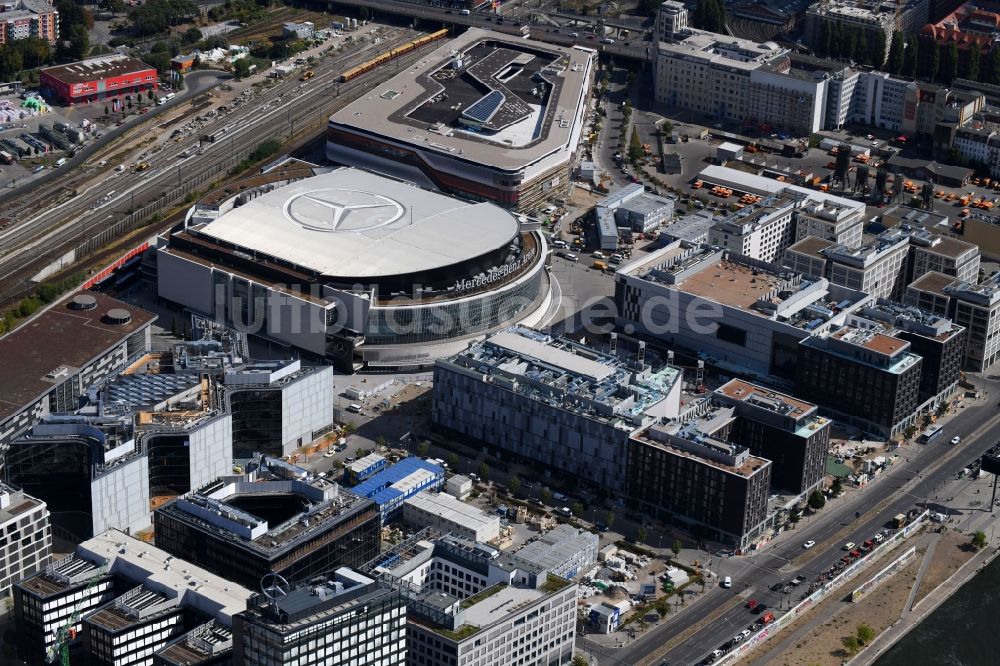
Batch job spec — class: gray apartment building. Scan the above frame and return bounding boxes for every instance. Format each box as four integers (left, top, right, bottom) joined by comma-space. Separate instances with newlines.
906, 271, 1000, 371
370, 533, 578, 666
0, 292, 155, 456
861, 301, 966, 407
709, 194, 797, 264
713, 379, 830, 495
625, 410, 772, 550
433, 327, 683, 493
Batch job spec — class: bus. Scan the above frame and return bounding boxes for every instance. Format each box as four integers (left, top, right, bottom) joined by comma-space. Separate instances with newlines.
0, 151, 14, 165
920, 424, 943, 443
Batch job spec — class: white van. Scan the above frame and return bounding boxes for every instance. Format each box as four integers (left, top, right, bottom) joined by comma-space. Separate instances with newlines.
460, 8, 470, 14
346, 403, 362, 413
54, 157, 67, 167
601, 38, 615, 44
722, 576, 732, 588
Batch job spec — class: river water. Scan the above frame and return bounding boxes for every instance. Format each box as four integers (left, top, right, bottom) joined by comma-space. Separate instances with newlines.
876, 553, 1000, 666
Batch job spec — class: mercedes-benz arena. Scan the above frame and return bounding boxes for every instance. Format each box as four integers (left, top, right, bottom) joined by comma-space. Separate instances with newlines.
326, 28, 595, 213
156, 166, 551, 372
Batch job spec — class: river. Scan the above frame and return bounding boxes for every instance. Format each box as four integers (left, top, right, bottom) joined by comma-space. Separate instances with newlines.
876, 553, 1000, 666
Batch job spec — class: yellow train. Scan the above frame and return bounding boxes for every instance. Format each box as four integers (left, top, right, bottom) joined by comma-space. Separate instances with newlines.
339, 29, 449, 83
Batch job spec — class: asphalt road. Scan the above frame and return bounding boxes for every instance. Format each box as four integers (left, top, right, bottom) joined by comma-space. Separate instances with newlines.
579, 377, 1000, 666
329, 0, 653, 62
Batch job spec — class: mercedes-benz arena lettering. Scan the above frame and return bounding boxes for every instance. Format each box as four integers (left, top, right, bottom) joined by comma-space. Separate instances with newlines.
155, 165, 550, 372
326, 28, 595, 213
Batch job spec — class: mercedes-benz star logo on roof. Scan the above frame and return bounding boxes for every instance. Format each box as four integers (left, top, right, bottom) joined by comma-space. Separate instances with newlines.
284, 189, 405, 232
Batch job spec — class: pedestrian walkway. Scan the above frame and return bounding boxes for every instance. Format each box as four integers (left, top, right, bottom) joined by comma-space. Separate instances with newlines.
902, 533, 939, 615
852, 541, 1000, 665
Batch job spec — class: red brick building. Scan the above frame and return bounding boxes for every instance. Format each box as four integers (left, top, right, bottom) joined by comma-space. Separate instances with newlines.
39, 56, 157, 106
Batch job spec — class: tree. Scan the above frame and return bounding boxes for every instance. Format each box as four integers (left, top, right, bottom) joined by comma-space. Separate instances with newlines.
416, 440, 430, 457
842, 636, 861, 655
928, 42, 940, 82
374, 435, 387, 449
183, 27, 203, 44
571, 656, 589, 666
987, 46, 1000, 85
966, 44, 982, 82
808, 489, 826, 510
904, 36, 919, 78
447, 452, 460, 470
856, 624, 876, 646
972, 530, 988, 550
671, 539, 683, 558
509, 475, 522, 496
886, 32, 904, 75
67, 24, 90, 60
870, 30, 887, 68
605, 510, 615, 530
540, 488, 552, 504
628, 126, 644, 162
636, 527, 647, 545
571, 501, 584, 517
233, 58, 252, 80
477, 462, 490, 483
104, 104, 109, 116
942, 42, 959, 84
831, 476, 843, 496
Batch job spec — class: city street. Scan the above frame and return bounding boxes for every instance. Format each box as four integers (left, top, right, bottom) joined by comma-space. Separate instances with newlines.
577, 375, 1000, 666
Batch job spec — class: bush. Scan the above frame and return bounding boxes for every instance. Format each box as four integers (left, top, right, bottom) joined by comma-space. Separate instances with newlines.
251, 139, 281, 162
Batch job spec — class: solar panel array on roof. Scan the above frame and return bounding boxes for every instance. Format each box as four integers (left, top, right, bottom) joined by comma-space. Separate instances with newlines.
463, 90, 506, 124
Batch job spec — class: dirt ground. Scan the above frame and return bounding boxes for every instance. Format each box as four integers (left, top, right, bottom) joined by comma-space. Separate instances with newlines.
746, 529, 978, 665
748, 558, 921, 666
911, 528, 974, 607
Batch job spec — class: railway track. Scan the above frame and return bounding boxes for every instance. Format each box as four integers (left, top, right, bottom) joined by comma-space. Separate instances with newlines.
0, 27, 441, 305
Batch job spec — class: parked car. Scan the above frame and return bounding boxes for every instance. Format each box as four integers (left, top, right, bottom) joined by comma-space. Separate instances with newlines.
722, 576, 732, 588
